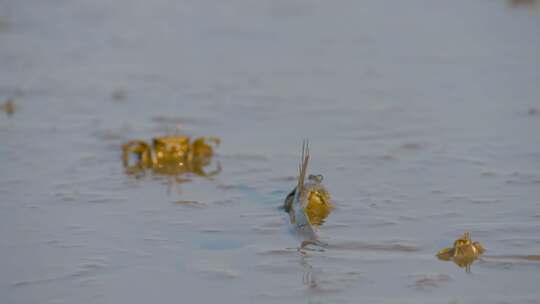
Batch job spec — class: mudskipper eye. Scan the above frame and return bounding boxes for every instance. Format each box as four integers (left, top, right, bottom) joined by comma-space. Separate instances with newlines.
309, 174, 324, 182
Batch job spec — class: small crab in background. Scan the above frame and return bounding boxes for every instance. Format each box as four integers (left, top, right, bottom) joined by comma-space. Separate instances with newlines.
2, 99, 15, 116
437, 232, 485, 272
122, 134, 221, 182
509, 0, 538, 10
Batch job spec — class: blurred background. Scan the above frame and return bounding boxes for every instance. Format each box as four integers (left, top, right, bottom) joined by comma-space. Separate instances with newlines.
1, 0, 539, 303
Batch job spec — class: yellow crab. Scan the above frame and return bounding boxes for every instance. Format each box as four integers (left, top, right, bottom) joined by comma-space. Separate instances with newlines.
437, 232, 485, 271
122, 135, 221, 178
2, 99, 15, 116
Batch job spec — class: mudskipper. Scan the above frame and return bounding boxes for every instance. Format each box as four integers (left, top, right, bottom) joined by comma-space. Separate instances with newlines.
283, 141, 333, 250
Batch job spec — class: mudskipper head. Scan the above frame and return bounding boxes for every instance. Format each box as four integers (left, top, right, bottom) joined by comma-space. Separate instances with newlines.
308, 174, 324, 183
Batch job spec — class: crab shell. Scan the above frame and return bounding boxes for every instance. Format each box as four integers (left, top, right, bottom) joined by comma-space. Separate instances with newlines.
304, 186, 333, 226
121, 136, 220, 176
153, 135, 191, 165
452, 233, 485, 259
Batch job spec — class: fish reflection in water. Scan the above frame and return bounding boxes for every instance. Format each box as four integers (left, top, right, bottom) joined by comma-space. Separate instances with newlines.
283, 141, 334, 250
299, 254, 364, 295
301, 255, 320, 292
121, 134, 221, 185
437, 232, 485, 272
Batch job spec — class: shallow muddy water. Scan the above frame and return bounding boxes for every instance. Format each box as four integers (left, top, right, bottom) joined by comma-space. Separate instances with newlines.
1, 0, 540, 303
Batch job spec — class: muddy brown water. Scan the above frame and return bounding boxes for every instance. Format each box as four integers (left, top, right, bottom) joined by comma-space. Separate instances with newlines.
1, 1, 540, 303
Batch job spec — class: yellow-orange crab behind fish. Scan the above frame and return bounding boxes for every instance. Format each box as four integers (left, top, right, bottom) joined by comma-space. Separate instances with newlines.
122, 135, 220, 178
304, 182, 333, 226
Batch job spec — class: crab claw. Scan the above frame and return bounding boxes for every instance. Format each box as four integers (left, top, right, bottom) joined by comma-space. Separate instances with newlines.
189, 159, 222, 178
191, 136, 220, 159
188, 137, 220, 172
122, 140, 153, 168
436, 247, 454, 261
473, 241, 486, 255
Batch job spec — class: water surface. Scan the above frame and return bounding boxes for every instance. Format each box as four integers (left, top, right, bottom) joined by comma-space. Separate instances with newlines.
1, 0, 540, 303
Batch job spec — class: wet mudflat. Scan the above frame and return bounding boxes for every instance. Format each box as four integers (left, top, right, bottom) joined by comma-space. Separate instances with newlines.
1, 0, 540, 303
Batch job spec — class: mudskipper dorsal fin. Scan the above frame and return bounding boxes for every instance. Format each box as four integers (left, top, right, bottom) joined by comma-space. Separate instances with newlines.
296, 140, 310, 200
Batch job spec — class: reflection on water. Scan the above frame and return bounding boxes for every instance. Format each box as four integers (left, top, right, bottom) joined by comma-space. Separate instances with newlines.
299, 254, 363, 295
122, 134, 221, 183
437, 232, 485, 272
410, 273, 452, 290
301, 256, 319, 292
0, 17, 9, 31
329, 241, 419, 252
